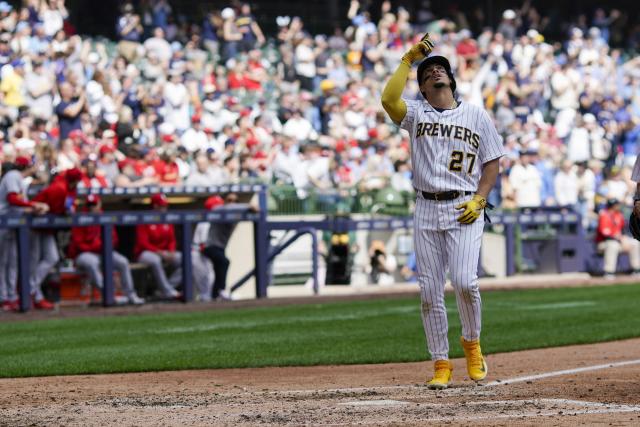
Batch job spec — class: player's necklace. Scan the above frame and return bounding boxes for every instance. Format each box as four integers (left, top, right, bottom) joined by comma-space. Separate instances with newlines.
450, 99, 458, 109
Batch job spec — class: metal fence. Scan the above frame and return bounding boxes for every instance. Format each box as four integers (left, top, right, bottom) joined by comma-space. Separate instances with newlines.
3, 183, 587, 312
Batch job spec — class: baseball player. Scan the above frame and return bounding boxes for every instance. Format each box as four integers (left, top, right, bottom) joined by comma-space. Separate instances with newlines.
134, 193, 182, 299
381, 35, 505, 389
190, 196, 222, 302
67, 195, 144, 305
201, 192, 256, 301
0, 157, 51, 311
30, 168, 83, 304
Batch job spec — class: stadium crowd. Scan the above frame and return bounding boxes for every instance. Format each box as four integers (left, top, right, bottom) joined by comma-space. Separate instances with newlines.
0, 0, 640, 308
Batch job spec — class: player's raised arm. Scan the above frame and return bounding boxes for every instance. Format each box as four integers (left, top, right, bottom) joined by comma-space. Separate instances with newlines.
381, 34, 434, 125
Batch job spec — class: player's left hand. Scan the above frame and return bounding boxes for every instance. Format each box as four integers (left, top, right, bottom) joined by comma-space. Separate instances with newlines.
455, 194, 487, 224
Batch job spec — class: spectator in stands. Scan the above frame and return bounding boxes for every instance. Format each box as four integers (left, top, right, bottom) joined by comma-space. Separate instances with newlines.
595, 198, 640, 279
236, 3, 265, 52
202, 192, 255, 300
185, 152, 222, 186
134, 193, 182, 299
55, 82, 85, 140
30, 167, 83, 308
0, 58, 25, 120
221, 7, 241, 63
0, 157, 50, 311
508, 150, 542, 208
554, 160, 579, 208
68, 194, 144, 305
143, 26, 172, 65
202, 12, 220, 60
24, 58, 54, 120
116, 2, 143, 62
78, 155, 110, 189
181, 114, 208, 153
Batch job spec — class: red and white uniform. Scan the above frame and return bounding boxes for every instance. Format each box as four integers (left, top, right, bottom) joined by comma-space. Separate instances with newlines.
135, 222, 182, 297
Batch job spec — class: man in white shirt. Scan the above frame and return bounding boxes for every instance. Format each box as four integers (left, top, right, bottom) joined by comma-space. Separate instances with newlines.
509, 151, 542, 208
282, 109, 317, 142
163, 70, 190, 132
24, 60, 54, 119
186, 153, 224, 186
181, 114, 208, 153
143, 27, 172, 65
554, 160, 579, 207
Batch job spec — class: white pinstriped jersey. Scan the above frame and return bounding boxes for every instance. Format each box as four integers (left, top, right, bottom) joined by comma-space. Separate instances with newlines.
632, 155, 640, 182
400, 99, 505, 193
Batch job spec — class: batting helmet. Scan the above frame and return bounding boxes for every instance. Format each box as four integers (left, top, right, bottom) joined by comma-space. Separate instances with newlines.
417, 55, 457, 94
630, 212, 640, 241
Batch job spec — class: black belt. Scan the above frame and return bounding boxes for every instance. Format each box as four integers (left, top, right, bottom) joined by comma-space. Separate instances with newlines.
420, 190, 473, 201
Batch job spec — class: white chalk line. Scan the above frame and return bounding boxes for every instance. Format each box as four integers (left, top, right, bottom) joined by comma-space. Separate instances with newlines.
275, 358, 640, 395
484, 358, 640, 386
314, 399, 640, 426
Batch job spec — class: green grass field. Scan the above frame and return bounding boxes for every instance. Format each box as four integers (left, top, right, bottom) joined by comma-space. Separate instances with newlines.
1, 284, 639, 378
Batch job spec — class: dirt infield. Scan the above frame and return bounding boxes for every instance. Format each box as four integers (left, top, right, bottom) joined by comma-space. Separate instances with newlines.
2, 338, 640, 426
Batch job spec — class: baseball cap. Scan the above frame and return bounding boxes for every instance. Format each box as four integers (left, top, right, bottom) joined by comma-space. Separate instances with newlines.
69, 129, 85, 139
15, 137, 35, 151
502, 9, 516, 20
99, 144, 115, 156
606, 198, 620, 208
0, 2, 13, 13
14, 156, 32, 168
151, 193, 169, 207
65, 167, 83, 183
204, 195, 224, 210
10, 58, 24, 68
86, 194, 101, 205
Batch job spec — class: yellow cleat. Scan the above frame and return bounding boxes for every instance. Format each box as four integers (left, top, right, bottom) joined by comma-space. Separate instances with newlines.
427, 360, 453, 389
460, 337, 488, 381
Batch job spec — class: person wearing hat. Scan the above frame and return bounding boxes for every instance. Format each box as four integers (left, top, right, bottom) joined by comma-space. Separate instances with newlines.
29, 167, 84, 304
134, 194, 182, 299
596, 198, 640, 279
97, 144, 120, 183
189, 196, 226, 302
220, 7, 242, 63
67, 195, 144, 305
181, 114, 208, 153
201, 193, 257, 300
0, 157, 51, 311
497, 9, 518, 41
0, 58, 26, 121
78, 155, 110, 189
381, 34, 505, 389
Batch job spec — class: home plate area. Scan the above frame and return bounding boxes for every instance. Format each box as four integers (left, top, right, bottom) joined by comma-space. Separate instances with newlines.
2, 339, 640, 426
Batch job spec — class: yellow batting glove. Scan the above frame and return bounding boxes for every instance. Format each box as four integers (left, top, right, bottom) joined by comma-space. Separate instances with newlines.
455, 194, 487, 224
401, 33, 435, 67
